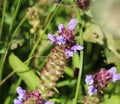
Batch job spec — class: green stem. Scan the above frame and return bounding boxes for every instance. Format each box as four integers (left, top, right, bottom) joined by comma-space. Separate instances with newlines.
0, 13, 27, 91
0, 0, 7, 40
26, 0, 64, 65
74, 4, 84, 104
10, 16, 27, 41
9, 0, 22, 33
0, 71, 16, 86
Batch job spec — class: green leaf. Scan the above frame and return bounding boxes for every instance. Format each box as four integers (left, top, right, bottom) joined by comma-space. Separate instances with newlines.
10, 39, 24, 50
83, 24, 104, 45
64, 67, 73, 77
72, 53, 80, 68
84, 10, 93, 17
104, 33, 120, 65
9, 53, 40, 90
102, 94, 120, 104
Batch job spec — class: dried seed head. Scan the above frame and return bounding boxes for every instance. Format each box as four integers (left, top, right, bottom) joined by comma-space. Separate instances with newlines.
40, 45, 67, 99
84, 95, 100, 104
76, 0, 91, 10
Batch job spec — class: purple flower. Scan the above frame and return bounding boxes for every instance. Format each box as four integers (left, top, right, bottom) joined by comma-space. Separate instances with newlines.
71, 44, 84, 52
48, 34, 56, 43
88, 86, 97, 96
14, 87, 26, 104
58, 24, 64, 33
64, 44, 84, 57
85, 75, 94, 85
65, 49, 74, 57
56, 36, 66, 45
68, 19, 77, 31
14, 99, 23, 104
44, 101, 54, 104
108, 67, 120, 83
17, 87, 26, 101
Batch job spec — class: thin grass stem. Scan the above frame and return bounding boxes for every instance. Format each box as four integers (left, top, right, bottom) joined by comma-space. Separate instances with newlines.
9, 0, 22, 33
0, 0, 7, 40
74, 3, 84, 104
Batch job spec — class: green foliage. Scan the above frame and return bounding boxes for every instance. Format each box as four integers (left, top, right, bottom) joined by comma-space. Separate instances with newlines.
102, 95, 120, 104
0, 0, 120, 104
9, 53, 40, 90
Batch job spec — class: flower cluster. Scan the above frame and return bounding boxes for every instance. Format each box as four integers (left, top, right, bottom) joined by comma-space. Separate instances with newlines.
48, 19, 84, 58
85, 67, 120, 96
14, 87, 54, 104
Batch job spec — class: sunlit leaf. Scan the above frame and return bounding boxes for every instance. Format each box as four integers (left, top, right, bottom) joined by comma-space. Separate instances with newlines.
9, 53, 40, 90
83, 24, 104, 45
102, 94, 120, 104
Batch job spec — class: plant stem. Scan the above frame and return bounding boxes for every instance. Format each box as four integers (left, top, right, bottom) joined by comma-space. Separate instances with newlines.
0, 71, 16, 86
26, 0, 64, 65
9, 0, 22, 33
11, 16, 27, 40
0, 0, 7, 40
74, 4, 84, 104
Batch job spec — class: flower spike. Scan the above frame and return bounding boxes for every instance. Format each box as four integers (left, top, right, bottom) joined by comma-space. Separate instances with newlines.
85, 67, 120, 96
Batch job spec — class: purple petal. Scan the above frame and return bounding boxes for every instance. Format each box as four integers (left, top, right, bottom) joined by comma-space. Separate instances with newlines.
17, 87, 26, 95
68, 19, 77, 31
88, 86, 97, 96
107, 67, 120, 82
56, 36, 66, 45
48, 34, 56, 43
16, 87, 26, 100
108, 67, 116, 74
112, 74, 120, 83
65, 49, 74, 57
85, 75, 94, 85
71, 44, 84, 52
14, 99, 23, 104
44, 101, 54, 104
58, 24, 64, 33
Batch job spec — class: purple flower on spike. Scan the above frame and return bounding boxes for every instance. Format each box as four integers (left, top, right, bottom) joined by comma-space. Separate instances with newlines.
14, 99, 22, 104
56, 36, 66, 45
68, 19, 77, 31
85, 75, 94, 85
85, 67, 120, 96
17, 87, 26, 101
47, 19, 84, 58
65, 49, 74, 57
58, 24, 64, 33
71, 44, 84, 52
88, 86, 97, 96
44, 101, 54, 104
14, 87, 26, 104
48, 34, 56, 43
108, 67, 120, 83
